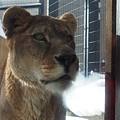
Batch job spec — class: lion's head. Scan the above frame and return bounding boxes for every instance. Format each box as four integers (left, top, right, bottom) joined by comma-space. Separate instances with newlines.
2, 7, 79, 94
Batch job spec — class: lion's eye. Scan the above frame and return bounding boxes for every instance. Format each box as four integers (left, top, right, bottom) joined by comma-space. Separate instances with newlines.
66, 35, 73, 43
32, 33, 47, 43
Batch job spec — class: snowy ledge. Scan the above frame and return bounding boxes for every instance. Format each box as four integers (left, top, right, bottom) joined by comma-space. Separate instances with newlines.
63, 72, 105, 117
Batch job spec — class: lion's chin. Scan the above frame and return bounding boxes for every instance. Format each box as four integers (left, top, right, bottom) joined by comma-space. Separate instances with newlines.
41, 75, 73, 94
41, 75, 70, 85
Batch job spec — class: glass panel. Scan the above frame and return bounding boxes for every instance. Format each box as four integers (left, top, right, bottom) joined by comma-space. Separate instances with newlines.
49, 0, 105, 120
0, 0, 105, 120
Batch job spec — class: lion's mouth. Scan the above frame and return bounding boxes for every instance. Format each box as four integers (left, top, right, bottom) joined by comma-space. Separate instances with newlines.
41, 75, 70, 85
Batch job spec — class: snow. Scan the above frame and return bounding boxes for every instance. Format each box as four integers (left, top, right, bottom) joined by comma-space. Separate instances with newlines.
66, 116, 88, 120
63, 72, 105, 117
0, 19, 6, 38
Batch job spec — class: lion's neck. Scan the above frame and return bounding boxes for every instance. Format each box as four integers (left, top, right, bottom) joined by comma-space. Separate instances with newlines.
4, 60, 51, 120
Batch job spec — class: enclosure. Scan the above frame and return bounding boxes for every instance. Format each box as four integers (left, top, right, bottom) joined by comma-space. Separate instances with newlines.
0, 0, 119, 120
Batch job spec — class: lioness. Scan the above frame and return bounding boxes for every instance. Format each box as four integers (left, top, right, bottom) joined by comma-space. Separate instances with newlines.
0, 7, 79, 120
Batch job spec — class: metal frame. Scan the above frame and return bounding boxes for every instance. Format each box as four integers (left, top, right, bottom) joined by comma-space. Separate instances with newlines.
84, 0, 89, 76
116, 0, 120, 119
0, 1, 44, 15
105, 0, 116, 120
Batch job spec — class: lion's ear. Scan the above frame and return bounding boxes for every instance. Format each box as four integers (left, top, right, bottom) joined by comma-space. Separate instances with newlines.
59, 12, 77, 34
2, 6, 31, 38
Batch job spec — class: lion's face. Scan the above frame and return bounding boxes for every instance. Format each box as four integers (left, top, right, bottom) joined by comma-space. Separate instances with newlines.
2, 7, 79, 93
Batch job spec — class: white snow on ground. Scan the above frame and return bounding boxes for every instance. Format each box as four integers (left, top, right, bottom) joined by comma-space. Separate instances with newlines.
66, 116, 88, 120
64, 72, 105, 117
0, 19, 6, 38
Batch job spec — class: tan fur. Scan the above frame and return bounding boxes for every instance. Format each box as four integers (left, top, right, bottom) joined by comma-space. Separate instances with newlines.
0, 36, 8, 79
0, 7, 78, 120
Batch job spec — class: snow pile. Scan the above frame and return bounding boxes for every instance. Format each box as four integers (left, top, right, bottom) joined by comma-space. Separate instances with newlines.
0, 19, 6, 38
63, 72, 105, 117
66, 116, 88, 120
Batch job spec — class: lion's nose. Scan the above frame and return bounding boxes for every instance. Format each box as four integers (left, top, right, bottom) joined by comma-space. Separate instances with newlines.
55, 54, 76, 67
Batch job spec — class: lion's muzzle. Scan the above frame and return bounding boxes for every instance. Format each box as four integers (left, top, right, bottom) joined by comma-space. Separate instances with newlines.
55, 54, 76, 71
